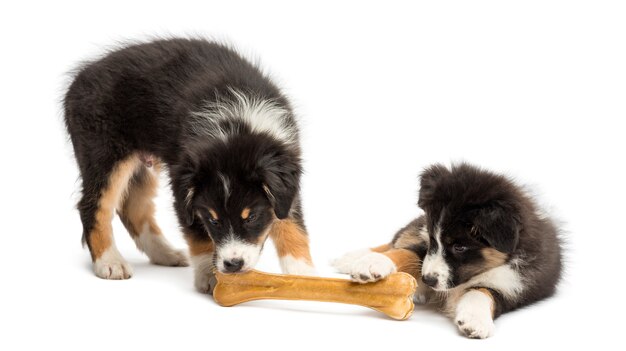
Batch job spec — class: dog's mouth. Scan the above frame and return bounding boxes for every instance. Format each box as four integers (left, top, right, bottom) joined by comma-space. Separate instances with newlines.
216, 257, 258, 274
217, 267, 252, 274
215, 242, 262, 274
429, 285, 450, 292
425, 280, 456, 292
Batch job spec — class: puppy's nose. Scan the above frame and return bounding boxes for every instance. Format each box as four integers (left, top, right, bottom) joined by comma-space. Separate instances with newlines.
422, 274, 438, 288
223, 258, 244, 273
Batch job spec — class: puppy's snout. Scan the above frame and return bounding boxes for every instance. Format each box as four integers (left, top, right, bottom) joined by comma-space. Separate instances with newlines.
422, 274, 439, 288
223, 258, 244, 273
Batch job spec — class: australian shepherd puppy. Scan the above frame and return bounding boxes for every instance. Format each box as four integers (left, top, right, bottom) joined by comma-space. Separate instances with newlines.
64, 38, 315, 292
333, 163, 562, 338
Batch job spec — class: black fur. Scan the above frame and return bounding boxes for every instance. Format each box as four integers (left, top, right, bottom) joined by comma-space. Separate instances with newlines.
64, 38, 305, 266
391, 163, 562, 322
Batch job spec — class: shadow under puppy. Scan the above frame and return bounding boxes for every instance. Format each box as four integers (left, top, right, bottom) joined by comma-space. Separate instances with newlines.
333, 163, 562, 338
64, 38, 315, 291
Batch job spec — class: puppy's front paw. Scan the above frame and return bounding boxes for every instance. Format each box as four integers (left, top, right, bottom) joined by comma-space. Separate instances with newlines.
455, 313, 495, 339
454, 290, 495, 339
413, 293, 428, 304
349, 252, 396, 283
331, 248, 373, 274
195, 273, 217, 294
93, 247, 133, 280
413, 284, 433, 304
280, 255, 316, 276
191, 253, 216, 294
134, 232, 190, 267
94, 260, 133, 280
149, 248, 189, 267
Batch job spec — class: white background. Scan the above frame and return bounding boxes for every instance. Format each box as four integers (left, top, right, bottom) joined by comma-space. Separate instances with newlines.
1, 0, 624, 349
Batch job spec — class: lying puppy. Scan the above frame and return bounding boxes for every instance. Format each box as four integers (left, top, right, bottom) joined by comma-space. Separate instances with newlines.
64, 38, 315, 291
333, 163, 562, 338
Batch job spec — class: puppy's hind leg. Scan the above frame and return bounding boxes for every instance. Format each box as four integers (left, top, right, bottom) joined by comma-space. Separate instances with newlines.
118, 161, 188, 267
80, 155, 140, 279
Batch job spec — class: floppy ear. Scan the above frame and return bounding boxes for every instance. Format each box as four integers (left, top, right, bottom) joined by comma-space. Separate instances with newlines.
418, 164, 449, 209
257, 151, 302, 219
172, 158, 197, 227
473, 204, 520, 254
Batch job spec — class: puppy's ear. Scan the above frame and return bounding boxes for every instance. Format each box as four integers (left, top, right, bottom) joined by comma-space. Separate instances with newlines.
172, 157, 197, 227
473, 204, 520, 254
418, 164, 450, 208
257, 151, 302, 219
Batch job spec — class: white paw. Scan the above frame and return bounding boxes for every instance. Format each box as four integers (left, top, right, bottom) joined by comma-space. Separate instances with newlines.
149, 248, 189, 267
455, 312, 495, 339
195, 272, 217, 294
191, 253, 216, 294
134, 231, 189, 267
413, 293, 428, 304
413, 285, 433, 304
280, 255, 316, 276
93, 247, 133, 280
331, 248, 372, 274
349, 252, 396, 283
454, 290, 495, 339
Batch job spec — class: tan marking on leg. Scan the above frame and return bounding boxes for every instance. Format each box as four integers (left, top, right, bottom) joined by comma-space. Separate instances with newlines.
257, 228, 271, 247
476, 288, 496, 317
269, 219, 312, 263
117, 161, 188, 266
185, 235, 215, 257
371, 243, 392, 253
443, 287, 496, 318
241, 207, 251, 220
382, 249, 421, 278
209, 209, 219, 220
89, 155, 141, 260
481, 248, 509, 267
119, 163, 161, 237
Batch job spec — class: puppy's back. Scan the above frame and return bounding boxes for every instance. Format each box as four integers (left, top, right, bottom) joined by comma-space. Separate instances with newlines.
63, 38, 281, 162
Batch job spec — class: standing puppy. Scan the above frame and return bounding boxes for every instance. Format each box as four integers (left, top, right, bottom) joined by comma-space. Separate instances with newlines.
333, 163, 562, 338
64, 38, 315, 291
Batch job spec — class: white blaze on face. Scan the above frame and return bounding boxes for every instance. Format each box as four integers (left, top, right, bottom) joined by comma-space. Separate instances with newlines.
215, 232, 262, 273
421, 221, 451, 290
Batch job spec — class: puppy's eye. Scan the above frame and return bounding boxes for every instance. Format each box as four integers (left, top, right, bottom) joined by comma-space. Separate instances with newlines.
452, 244, 467, 254
244, 213, 257, 223
208, 209, 220, 226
